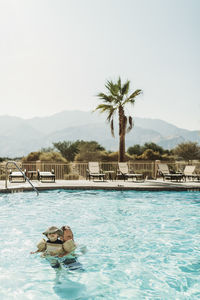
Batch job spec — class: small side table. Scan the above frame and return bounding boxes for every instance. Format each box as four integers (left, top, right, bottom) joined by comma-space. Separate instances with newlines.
28, 171, 37, 180
104, 171, 116, 181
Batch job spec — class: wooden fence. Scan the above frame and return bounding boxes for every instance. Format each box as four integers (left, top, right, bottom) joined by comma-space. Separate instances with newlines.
0, 160, 200, 180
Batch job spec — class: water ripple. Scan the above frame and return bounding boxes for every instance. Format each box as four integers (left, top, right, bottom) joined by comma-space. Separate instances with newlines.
0, 190, 200, 299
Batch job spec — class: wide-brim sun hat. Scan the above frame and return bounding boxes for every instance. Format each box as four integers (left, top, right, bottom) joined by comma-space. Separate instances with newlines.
43, 226, 63, 236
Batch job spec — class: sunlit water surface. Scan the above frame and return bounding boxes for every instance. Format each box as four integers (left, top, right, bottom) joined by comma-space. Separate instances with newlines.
0, 190, 200, 299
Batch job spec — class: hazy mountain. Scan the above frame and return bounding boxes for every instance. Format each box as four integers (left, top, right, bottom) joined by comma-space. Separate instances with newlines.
0, 111, 199, 157
26, 110, 105, 134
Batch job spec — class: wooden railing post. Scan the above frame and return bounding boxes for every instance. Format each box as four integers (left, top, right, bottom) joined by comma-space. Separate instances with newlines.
154, 160, 160, 179
36, 160, 42, 172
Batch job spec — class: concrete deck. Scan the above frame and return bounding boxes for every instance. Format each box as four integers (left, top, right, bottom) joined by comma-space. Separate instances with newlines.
0, 179, 200, 193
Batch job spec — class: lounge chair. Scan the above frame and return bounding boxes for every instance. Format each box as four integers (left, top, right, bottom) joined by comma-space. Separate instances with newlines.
157, 163, 183, 181
9, 169, 26, 182
87, 162, 105, 181
117, 162, 144, 181
183, 165, 200, 181
37, 169, 55, 182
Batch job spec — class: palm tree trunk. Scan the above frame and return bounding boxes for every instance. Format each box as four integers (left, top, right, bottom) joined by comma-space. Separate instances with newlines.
118, 106, 125, 162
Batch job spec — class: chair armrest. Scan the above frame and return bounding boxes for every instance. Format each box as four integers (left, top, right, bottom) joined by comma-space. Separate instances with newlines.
116, 170, 122, 176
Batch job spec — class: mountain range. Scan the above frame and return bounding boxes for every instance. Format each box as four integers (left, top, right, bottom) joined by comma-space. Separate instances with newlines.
0, 110, 199, 157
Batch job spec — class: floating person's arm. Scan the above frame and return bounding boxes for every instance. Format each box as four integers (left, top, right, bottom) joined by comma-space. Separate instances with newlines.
30, 238, 47, 254
30, 249, 40, 254
58, 239, 77, 257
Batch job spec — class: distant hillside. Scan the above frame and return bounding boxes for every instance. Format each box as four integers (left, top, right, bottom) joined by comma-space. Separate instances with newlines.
0, 111, 199, 157
26, 110, 105, 134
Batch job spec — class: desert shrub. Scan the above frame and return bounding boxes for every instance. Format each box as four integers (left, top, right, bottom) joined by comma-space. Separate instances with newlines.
75, 151, 103, 162
22, 151, 41, 162
97, 151, 117, 161
39, 152, 67, 163
173, 142, 200, 162
54, 140, 105, 162
161, 154, 175, 161
128, 143, 170, 157
100, 151, 132, 162
143, 143, 165, 154
127, 144, 143, 156
53, 141, 79, 161
23, 151, 67, 163
64, 174, 79, 180
103, 151, 118, 161
137, 149, 161, 160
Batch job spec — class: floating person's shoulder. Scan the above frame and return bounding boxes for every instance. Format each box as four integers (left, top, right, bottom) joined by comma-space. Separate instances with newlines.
62, 239, 76, 254
37, 238, 47, 252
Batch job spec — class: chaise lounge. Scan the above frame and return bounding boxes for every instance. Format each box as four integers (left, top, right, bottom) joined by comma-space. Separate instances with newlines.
37, 169, 55, 182
117, 162, 144, 181
158, 163, 183, 181
183, 165, 200, 181
9, 169, 26, 182
87, 162, 105, 181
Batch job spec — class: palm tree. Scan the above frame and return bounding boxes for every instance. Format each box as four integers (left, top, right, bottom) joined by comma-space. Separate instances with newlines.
95, 77, 142, 162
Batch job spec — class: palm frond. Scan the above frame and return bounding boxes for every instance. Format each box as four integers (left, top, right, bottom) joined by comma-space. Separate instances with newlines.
126, 116, 134, 133
93, 104, 114, 113
121, 80, 130, 96
122, 89, 142, 106
117, 77, 122, 91
105, 80, 119, 97
123, 115, 127, 131
129, 89, 142, 99
97, 93, 113, 103
106, 107, 116, 122
123, 97, 135, 106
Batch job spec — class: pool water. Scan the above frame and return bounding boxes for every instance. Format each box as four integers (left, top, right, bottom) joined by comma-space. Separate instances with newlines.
0, 190, 200, 299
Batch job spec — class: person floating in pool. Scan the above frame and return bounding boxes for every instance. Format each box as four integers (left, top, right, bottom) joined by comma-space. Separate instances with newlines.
30, 226, 76, 269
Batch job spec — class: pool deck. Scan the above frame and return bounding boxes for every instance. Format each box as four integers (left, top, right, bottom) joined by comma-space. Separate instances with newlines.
0, 178, 200, 193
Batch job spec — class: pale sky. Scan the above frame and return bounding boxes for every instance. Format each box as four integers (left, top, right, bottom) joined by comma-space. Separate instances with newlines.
0, 0, 199, 130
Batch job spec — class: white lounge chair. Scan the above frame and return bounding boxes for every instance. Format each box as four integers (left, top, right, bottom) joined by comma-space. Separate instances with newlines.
117, 162, 144, 181
37, 169, 55, 182
183, 165, 199, 181
9, 169, 26, 182
87, 162, 105, 181
157, 163, 183, 181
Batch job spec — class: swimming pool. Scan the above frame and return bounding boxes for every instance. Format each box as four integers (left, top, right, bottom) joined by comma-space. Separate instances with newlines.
0, 190, 200, 299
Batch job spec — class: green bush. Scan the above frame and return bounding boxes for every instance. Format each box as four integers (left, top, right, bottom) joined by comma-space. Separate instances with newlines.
137, 149, 161, 160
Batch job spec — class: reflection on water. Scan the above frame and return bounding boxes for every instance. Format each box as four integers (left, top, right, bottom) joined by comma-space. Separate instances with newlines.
54, 272, 86, 300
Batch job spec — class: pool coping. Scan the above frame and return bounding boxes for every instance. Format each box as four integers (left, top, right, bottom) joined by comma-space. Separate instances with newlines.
0, 179, 200, 193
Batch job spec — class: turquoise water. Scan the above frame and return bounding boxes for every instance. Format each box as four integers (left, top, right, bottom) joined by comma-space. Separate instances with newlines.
0, 190, 200, 299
